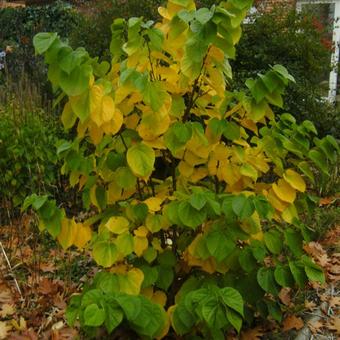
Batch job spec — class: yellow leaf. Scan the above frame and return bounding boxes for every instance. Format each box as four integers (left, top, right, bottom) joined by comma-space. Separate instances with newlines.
144, 197, 163, 212
105, 216, 130, 234
90, 84, 104, 126
101, 95, 115, 122
283, 169, 306, 192
107, 180, 122, 204
282, 204, 298, 224
141, 287, 154, 299
267, 189, 288, 212
61, 101, 77, 129
118, 268, 144, 295
0, 322, 11, 340
152, 290, 167, 307
134, 226, 149, 237
101, 108, 123, 135
58, 218, 76, 250
73, 223, 92, 248
125, 113, 140, 130
89, 123, 103, 145
191, 167, 208, 183
272, 179, 296, 203
133, 236, 149, 256
178, 160, 194, 177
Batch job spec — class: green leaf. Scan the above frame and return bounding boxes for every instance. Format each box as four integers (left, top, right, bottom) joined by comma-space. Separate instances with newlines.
220, 287, 243, 316
308, 149, 329, 176
164, 122, 192, 154
81, 289, 103, 307
178, 201, 207, 229
92, 241, 118, 267
284, 228, 303, 257
302, 256, 325, 283
115, 167, 137, 190
84, 304, 105, 327
129, 296, 166, 338
96, 186, 107, 210
142, 81, 167, 112
201, 298, 228, 329
189, 192, 207, 210
264, 230, 282, 255
266, 300, 282, 322
127, 143, 155, 178
226, 308, 242, 333
257, 267, 279, 295
156, 266, 174, 291
274, 265, 295, 287
147, 28, 164, 50
223, 121, 241, 141
172, 303, 195, 335
115, 232, 134, 256
195, 8, 214, 24
115, 294, 141, 321
289, 261, 307, 288
104, 303, 124, 333
33, 32, 58, 54
239, 248, 257, 273
69, 89, 91, 122
232, 195, 255, 219
97, 273, 119, 294
205, 230, 235, 262
60, 64, 92, 97
158, 250, 176, 267
140, 265, 159, 288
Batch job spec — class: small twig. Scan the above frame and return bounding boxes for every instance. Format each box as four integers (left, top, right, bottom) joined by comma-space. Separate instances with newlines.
0, 240, 23, 298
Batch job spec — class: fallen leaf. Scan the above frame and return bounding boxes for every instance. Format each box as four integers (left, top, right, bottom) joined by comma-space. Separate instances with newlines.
304, 300, 317, 311
308, 319, 324, 334
39, 262, 56, 273
0, 304, 15, 317
329, 296, 340, 308
240, 326, 264, 340
327, 316, 340, 335
0, 287, 14, 304
11, 317, 26, 331
282, 315, 304, 331
319, 196, 337, 206
279, 287, 292, 306
53, 293, 67, 310
0, 321, 11, 340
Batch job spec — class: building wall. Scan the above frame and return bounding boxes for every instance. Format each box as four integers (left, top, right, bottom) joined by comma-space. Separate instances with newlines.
255, 0, 297, 12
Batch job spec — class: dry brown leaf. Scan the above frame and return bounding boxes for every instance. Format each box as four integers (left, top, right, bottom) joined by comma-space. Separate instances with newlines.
0, 321, 12, 340
282, 315, 304, 331
319, 196, 338, 206
39, 262, 56, 273
308, 319, 324, 334
240, 326, 264, 340
327, 316, 340, 335
0, 304, 16, 317
304, 300, 317, 311
279, 287, 292, 306
52, 293, 67, 310
329, 296, 340, 308
37, 278, 56, 295
0, 287, 14, 305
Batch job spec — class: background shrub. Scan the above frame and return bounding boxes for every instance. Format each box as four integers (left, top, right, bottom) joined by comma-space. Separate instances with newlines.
0, 1, 79, 93
232, 7, 339, 138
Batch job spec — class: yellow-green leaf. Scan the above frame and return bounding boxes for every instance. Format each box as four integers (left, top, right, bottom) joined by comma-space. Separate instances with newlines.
283, 169, 306, 192
127, 143, 155, 178
105, 216, 130, 234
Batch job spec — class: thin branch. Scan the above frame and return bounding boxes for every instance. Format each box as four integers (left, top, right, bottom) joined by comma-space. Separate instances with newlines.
0, 241, 23, 298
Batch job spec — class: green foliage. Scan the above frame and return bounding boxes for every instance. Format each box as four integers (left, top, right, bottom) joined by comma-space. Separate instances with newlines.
232, 7, 339, 138
0, 109, 60, 211
26, 0, 339, 337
